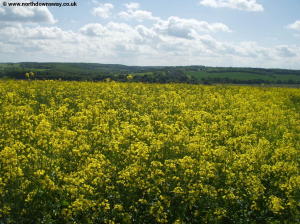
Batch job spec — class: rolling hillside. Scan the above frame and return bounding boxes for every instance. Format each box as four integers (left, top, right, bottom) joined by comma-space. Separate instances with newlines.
1, 62, 300, 84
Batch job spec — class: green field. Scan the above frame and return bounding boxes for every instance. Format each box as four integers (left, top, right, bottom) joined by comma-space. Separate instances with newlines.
187, 71, 300, 82
1, 63, 300, 84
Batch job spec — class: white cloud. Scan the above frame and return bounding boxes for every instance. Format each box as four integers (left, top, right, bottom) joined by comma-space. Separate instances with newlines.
0, 42, 17, 54
27, 26, 72, 39
92, 3, 114, 19
0, 0, 56, 24
200, 0, 264, 12
0, 15, 299, 68
275, 45, 297, 58
119, 2, 159, 21
287, 21, 300, 31
154, 16, 231, 39
118, 4, 230, 35
0, 25, 76, 43
0, 7, 5, 15
232, 41, 270, 58
124, 2, 140, 10
80, 23, 108, 37
119, 9, 159, 22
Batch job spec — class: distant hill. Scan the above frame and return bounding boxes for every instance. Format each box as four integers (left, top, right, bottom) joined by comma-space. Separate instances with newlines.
1, 62, 300, 85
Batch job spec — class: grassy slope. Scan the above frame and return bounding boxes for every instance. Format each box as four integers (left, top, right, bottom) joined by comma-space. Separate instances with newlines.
1, 63, 300, 84
187, 71, 300, 82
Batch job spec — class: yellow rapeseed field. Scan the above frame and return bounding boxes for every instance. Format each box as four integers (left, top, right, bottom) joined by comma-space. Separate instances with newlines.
0, 80, 299, 223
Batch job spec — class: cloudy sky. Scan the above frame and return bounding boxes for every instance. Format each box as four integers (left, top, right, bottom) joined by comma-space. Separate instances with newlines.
0, 0, 300, 68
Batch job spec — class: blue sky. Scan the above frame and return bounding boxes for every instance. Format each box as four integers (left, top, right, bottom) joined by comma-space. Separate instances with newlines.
0, 0, 300, 68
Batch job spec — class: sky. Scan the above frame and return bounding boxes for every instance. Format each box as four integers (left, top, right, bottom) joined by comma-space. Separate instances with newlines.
0, 0, 300, 68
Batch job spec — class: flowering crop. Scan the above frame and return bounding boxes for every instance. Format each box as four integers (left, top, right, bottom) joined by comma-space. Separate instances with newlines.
0, 80, 299, 223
